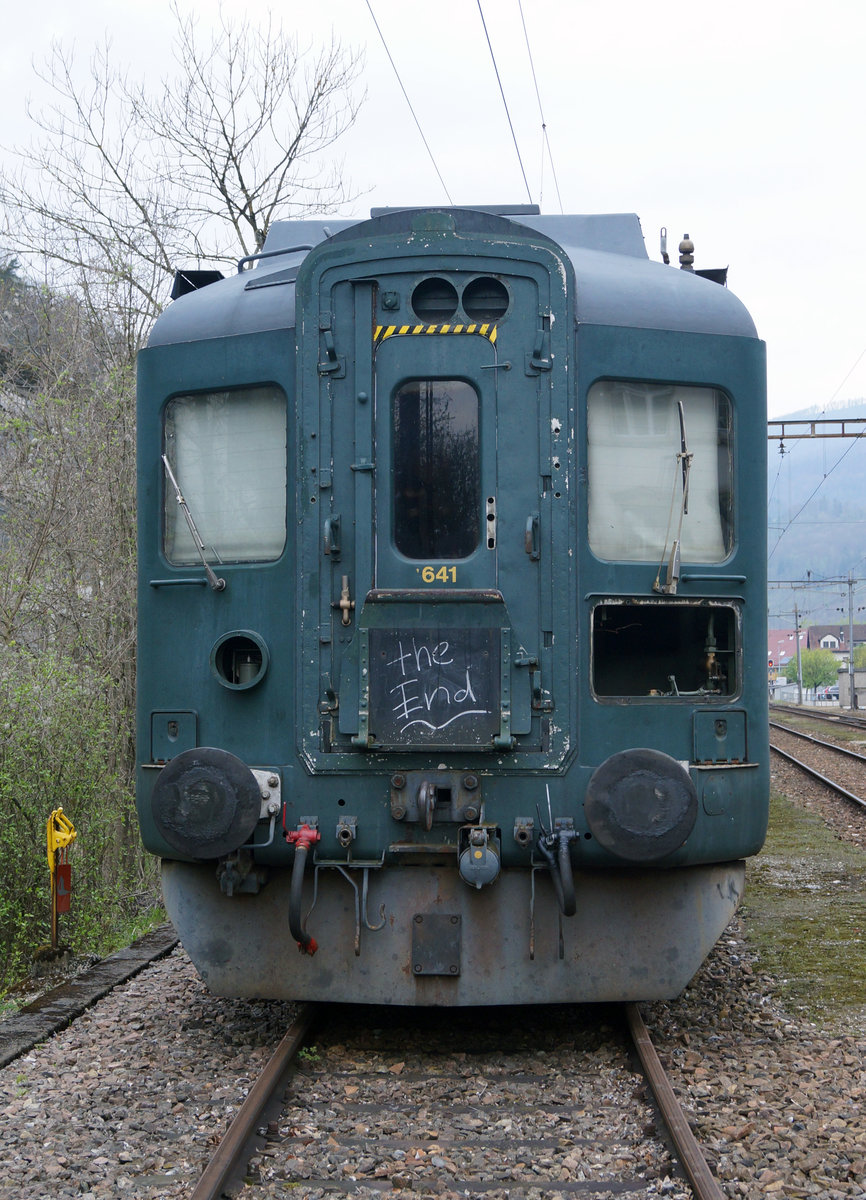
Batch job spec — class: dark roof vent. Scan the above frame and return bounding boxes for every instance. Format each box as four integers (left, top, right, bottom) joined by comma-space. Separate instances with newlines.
171, 270, 225, 300
695, 267, 729, 287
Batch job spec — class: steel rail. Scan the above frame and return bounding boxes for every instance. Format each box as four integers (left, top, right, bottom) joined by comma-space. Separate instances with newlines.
769, 741, 866, 811
190, 1002, 316, 1200
771, 703, 866, 733
625, 1002, 725, 1200
769, 720, 866, 765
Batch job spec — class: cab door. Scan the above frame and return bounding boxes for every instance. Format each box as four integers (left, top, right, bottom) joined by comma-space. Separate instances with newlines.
297, 233, 572, 768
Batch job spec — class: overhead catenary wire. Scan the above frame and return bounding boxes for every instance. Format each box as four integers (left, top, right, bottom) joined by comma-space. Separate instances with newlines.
824, 345, 866, 410
476, 0, 534, 206
770, 345, 866, 536
365, 1, 561, 213
517, 0, 564, 214
768, 427, 866, 561
766, 434, 790, 509
363, 0, 454, 205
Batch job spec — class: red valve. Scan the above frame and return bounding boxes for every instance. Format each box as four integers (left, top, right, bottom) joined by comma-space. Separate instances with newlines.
286, 823, 321, 850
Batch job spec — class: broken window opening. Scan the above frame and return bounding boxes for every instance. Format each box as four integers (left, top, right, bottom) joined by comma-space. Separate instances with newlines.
592, 602, 738, 699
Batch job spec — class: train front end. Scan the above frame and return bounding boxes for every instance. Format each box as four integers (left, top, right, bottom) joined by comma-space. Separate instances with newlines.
136, 207, 768, 1004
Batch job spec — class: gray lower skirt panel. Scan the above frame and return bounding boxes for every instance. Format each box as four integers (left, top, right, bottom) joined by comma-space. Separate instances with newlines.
161, 860, 744, 1005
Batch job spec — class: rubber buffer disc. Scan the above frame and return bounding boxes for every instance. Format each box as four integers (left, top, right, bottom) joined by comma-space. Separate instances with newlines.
151, 747, 261, 859
585, 748, 697, 862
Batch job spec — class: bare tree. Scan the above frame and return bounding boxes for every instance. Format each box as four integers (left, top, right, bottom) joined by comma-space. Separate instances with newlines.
0, 3, 363, 350
142, 6, 363, 259
0, 9, 364, 969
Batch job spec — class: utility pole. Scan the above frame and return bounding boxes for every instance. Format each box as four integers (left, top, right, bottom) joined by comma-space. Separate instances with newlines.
848, 571, 856, 709
794, 603, 803, 705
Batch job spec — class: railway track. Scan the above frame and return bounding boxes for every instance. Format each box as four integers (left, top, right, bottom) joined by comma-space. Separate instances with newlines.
192, 1000, 724, 1200
2, 918, 862, 1194
770, 702, 866, 734
769, 720, 866, 812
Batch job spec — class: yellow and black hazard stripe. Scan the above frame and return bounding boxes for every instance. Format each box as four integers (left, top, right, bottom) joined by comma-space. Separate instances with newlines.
374, 323, 498, 344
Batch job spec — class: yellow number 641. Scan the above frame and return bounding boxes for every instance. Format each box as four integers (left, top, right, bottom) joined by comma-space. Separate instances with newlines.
421, 565, 457, 583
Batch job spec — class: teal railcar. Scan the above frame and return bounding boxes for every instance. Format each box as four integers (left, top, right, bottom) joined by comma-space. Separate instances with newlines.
136, 206, 768, 1004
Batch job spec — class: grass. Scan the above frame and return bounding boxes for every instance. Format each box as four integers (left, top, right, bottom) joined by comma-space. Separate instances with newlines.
743, 788, 866, 1030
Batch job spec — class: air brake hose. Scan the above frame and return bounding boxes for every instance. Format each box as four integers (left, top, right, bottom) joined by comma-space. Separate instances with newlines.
537, 829, 577, 917
286, 824, 320, 954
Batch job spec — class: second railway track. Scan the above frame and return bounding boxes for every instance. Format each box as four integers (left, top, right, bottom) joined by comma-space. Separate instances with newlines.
769, 719, 866, 813
771, 702, 866, 734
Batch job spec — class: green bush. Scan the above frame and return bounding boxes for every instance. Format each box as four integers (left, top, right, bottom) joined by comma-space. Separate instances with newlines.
798, 648, 840, 691
0, 645, 159, 990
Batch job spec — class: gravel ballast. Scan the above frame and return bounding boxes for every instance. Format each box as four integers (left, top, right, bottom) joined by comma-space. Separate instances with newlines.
1, 931, 862, 1198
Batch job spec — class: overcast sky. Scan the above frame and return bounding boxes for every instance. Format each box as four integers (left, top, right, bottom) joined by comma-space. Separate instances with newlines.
2, 0, 864, 419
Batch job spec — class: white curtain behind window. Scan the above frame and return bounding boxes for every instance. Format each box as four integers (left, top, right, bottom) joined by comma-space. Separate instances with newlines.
587, 383, 730, 563
164, 387, 287, 564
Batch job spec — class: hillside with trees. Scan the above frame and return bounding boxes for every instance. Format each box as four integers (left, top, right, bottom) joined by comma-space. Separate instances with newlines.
0, 7, 362, 989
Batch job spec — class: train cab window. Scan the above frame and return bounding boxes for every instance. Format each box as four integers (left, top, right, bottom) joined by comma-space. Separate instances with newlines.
592, 601, 738, 699
587, 382, 732, 562
163, 386, 286, 564
393, 379, 480, 559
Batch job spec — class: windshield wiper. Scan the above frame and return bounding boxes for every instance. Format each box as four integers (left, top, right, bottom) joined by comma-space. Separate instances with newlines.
162, 454, 226, 592
654, 400, 694, 595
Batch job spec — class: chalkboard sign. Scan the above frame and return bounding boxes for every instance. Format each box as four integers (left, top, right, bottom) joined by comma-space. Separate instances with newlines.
368, 627, 500, 748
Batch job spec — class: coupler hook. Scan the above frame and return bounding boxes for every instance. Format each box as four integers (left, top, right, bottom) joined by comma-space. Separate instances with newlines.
286, 824, 321, 954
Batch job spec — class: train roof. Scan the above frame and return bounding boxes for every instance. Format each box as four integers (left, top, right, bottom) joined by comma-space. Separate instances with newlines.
147, 207, 758, 347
